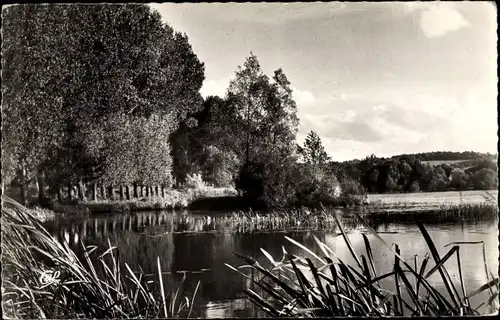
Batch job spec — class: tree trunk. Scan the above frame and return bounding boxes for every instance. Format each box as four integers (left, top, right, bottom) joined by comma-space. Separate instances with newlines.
126, 185, 131, 200
68, 182, 73, 201
108, 186, 114, 201
91, 183, 97, 201
78, 179, 86, 201
57, 187, 63, 202
155, 185, 159, 197
100, 184, 106, 200
119, 185, 125, 200
145, 186, 150, 198
19, 166, 28, 206
140, 185, 144, 197
161, 186, 165, 198
36, 167, 46, 204
133, 182, 138, 198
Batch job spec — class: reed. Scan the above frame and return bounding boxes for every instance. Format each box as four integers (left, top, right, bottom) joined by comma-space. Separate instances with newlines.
1, 195, 199, 319
365, 203, 498, 224
227, 210, 499, 317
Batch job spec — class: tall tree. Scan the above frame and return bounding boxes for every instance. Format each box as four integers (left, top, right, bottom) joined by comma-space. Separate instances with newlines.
227, 53, 298, 163
2, 5, 70, 204
3, 4, 205, 201
298, 131, 331, 166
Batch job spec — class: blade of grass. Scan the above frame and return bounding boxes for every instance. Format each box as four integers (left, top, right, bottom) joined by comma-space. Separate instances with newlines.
157, 257, 168, 319
333, 210, 363, 270
417, 221, 460, 309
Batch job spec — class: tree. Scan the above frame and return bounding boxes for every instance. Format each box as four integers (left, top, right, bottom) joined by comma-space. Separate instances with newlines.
227, 53, 298, 163
3, 4, 205, 202
228, 54, 300, 207
298, 131, 331, 166
2, 5, 70, 204
449, 168, 469, 189
471, 168, 497, 190
202, 146, 240, 187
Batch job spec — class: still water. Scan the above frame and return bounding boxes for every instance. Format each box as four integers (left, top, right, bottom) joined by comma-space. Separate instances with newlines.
44, 209, 498, 317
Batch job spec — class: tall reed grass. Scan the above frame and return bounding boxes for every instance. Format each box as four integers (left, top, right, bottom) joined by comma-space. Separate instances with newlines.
364, 203, 498, 224
1, 195, 198, 319
227, 210, 499, 317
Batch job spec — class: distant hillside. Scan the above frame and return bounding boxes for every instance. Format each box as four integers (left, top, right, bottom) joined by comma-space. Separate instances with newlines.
392, 151, 496, 162
329, 150, 497, 194
421, 159, 477, 168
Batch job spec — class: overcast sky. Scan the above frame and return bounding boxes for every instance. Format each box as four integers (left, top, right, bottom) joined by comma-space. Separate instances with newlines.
150, 2, 497, 161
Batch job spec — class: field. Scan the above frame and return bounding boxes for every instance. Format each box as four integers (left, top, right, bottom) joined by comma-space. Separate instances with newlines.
366, 190, 497, 212
421, 159, 473, 166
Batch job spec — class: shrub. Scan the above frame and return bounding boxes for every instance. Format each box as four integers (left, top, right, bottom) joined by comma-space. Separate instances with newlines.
408, 180, 420, 192
293, 164, 341, 207
184, 172, 206, 189
235, 159, 352, 209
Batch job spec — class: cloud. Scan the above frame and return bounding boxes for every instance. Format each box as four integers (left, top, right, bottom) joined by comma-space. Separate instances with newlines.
417, 3, 470, 38
295, 85, 498, 161
200, 79, 229, 98
292, 88, 315, 106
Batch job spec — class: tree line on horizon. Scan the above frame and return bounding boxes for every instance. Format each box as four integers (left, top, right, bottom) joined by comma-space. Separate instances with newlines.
2, 4, 496, 210
328, 152, 497, 194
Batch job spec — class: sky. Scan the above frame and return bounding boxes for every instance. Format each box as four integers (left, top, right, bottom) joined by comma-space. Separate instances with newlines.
150, 2, 497, 161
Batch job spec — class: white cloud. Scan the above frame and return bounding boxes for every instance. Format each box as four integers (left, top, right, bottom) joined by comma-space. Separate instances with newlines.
200, 79, 229, 98
340, 92, 364, 102
418, 3, 470, 38
373, 104, 388, 113
292, 88, 315, 106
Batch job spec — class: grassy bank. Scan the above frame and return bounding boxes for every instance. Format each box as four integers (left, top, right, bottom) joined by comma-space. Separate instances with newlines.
1, 195, 199, 319
154, 203, 498, 235
227, 210, 499, 317
42, 187, 238, 217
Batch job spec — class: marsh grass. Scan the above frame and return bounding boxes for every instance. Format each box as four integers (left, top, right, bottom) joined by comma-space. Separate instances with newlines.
364, 203, 498, 224
1, 195, 199, 319
227, 210, 499, 317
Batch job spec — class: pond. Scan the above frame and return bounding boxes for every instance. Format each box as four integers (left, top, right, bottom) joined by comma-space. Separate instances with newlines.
44, 207, 498, 317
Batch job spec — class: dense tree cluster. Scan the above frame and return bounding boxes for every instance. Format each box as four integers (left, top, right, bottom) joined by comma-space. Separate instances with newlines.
329, 153, 497, 194
2, 4, 204, 205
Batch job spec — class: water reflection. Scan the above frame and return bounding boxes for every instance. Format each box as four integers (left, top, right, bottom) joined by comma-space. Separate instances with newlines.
44, 210, 499, 317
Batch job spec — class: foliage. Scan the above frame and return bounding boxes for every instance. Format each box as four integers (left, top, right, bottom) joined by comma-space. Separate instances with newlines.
184, 172, 206, 189
292, 164, 341, 207
297, 131, 331, 166
330, 153, 497, 195
227, 210, 499, 317
202, 146, 240, 187
227, 53, 298, 163
2, 4, 204, 201
1, 195, 199, 319
471, 168, 497, 190
235, 158, 359, 209
235, 157, 297, 209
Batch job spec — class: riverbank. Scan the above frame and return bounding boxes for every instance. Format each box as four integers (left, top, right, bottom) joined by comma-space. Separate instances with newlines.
30, 187, 237, 221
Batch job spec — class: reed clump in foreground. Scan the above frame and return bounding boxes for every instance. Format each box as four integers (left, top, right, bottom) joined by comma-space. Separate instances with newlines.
1, 195, 199, 319
227, 210, 499, 317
